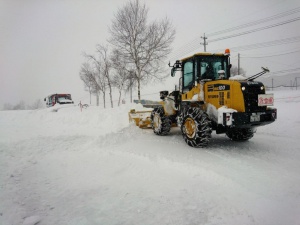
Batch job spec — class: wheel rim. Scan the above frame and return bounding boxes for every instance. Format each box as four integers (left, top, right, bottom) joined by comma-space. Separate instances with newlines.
184, 118, 196, 138
153, 114, 161, 129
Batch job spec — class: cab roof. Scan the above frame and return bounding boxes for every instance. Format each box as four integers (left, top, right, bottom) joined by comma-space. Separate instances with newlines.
181, 52, 227, 61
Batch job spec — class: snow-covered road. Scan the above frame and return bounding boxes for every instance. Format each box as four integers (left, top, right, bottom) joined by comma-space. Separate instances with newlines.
1, 90, 300, 225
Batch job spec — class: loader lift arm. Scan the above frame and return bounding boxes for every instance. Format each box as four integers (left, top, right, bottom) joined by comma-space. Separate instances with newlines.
246, 67, 270, 81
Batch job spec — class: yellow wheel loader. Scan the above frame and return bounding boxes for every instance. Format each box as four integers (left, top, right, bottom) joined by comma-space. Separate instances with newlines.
150, 49, 277, 147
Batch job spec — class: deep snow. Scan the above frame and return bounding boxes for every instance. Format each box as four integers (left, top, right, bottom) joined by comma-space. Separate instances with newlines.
0, 90, 300, 225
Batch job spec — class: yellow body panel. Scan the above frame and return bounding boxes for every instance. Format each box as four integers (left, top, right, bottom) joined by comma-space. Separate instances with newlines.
181, 85, 201, 101
182, 80, 246, 113
128, 109, 153, 128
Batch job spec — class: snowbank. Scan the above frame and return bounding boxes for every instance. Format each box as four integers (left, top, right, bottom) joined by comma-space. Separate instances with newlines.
229, 74, 247, 80
1, 91, 300, 225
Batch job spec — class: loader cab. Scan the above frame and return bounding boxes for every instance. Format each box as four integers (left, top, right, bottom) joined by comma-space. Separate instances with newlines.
180, 52, 230, 93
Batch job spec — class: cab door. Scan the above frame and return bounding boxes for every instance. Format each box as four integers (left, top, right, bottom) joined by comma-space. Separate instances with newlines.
182, 59, 194, 93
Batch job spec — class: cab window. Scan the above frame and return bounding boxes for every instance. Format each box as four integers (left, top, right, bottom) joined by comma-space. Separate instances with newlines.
198, 56, 228, 80
183, 61, 193, 92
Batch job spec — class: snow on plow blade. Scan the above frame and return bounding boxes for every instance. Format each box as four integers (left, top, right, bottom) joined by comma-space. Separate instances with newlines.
128, 109, 153, 128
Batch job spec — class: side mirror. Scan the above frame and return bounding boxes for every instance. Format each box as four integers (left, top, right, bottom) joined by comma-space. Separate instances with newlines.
171, 67, 176, 77
44, 98, 46, 101
160, 91, 169, 100
229, 64, 232, 69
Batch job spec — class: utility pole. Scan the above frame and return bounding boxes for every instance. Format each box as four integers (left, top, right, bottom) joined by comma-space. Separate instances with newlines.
272, 78, 274, 91
200, 33, 208, 52
238, 53, 240, 74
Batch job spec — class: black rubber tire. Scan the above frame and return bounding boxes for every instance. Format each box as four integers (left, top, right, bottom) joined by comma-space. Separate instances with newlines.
151, 107, 171, 135
181, 107, 212, 147
226, 128, 255, 141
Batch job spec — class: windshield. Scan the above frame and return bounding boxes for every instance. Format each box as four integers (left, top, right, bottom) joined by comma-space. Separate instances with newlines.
198, 55, 228, 80
57, 94, 72, 103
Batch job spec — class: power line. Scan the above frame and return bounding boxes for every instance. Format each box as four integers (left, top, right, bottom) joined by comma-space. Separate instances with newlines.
209, 17, 300, 43
259, 68, 300, 81
169, 41, 200, 61
270, 67, 300, 75
170, 35, 300, 61
241, 49, 300, 58
207, 7, 300, 37
212, 36, 300, 52
169, 6, 300, 59
169, 23, 300, 61
169, 37, 201, 60
204, 0, 287, 34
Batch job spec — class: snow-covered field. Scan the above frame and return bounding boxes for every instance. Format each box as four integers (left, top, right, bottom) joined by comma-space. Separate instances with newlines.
1, 90, 300, 225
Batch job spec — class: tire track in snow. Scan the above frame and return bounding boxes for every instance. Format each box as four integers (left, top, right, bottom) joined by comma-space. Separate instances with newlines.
95, 125, 300, 225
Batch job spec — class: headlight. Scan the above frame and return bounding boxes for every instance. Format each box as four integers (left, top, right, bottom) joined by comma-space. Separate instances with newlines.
241, 86, 246, 91
260, 86, 264, 90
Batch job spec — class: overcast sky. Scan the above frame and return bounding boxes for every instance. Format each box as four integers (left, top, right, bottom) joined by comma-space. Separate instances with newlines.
1, 0, 300, 108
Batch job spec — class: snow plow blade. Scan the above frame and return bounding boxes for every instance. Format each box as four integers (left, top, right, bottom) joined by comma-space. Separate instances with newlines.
128, 109, 153, 128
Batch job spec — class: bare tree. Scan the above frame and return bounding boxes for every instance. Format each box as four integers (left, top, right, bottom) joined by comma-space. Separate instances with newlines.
83, 46, 114, 108
30, 99, 44, 109
80, 62, 99, 105
12, 100, 26, 110
109, 0, 175, 102
96, 45, 114, 108
80, 63, 93, 105
82, 53, 107, 108
2, 103, 13, 110
231, 65, 246, 76
111, 49, 132, 106
126, 70, 136, 103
